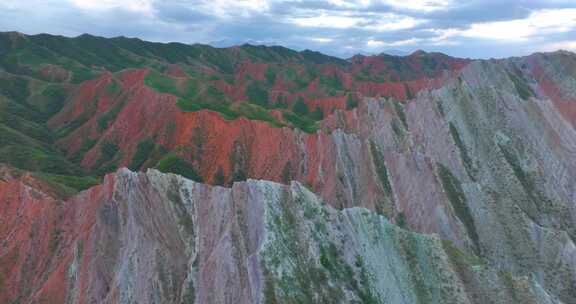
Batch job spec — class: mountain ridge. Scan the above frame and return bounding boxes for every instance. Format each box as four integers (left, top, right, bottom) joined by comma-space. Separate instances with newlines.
1, 32, 576, 303
0, 166, 562, 303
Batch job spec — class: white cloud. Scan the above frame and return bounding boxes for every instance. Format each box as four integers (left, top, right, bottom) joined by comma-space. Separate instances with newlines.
366, 37, 419, 48
542, 40, 576, 51
309, 37, 334, 43
365, 14, 422, 31
366, 39, 385, 47
289, 12, 420, 31
193, 0, 270, 19
461, 8, 576, 40
289, 14, 359, 28
381, 0, 452, 12
68, 0, 153, 14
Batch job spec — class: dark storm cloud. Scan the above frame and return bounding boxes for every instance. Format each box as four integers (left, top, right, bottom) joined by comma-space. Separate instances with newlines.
0, 0, 575, 58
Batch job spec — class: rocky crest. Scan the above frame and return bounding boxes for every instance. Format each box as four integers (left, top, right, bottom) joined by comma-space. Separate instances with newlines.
0, 168, 560, 303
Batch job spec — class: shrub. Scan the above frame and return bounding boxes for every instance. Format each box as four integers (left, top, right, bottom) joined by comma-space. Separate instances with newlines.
392, 100, 407, 128
310, 106, 324, 121
41, 173, 101, 191
508, 72, 533, 100
144, 70, 178, 95
40, 84, 68, 118
97, 100, 124, 131
282, 111, 318, 133
128, 139, 155, 170
213, 167, 226, 186
235, 102, 283, 128
246, 81, 270, 108
155, 153, 203, 182
265, 67, 276, 85
292, 97, 309, 116
320, 73, 343, 91
0, 76, 29, 104
437, 163, 480, 252
346, 93, 358, 110
100, 141, 119, 161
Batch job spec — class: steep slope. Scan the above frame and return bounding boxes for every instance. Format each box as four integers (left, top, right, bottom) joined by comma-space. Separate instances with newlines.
2, 32, 576, 302
0, 168, 559, 304
0, 31, 466, 179
42, 50, 576, 302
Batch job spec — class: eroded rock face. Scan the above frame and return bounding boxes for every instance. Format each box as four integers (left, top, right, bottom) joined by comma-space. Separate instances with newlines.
24, 51, 576, 303
2, 34, 576, 303
0, 168, 560, 303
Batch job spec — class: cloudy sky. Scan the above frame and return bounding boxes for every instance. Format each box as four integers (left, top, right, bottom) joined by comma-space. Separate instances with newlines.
1, 0, 576, 58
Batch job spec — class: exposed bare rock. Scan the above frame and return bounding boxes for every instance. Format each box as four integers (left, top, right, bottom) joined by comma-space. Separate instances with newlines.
0, 168, 564, 303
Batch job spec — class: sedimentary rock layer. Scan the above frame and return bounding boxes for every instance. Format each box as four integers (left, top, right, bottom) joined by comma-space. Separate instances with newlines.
40, 51, 576, 302
0, 168, 559, 303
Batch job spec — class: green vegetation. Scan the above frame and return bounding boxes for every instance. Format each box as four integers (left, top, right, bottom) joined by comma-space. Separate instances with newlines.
69, 66, 98, 84
281, 66, 316, 90
143, 69, 322, 130
369, 142, 393, 197
106, 78, 121, 95
437, 163, 480, 252
310, 106, 324, 121
0, 93, 44, 122
498, 143, 546, 209
0, 76, 29, 104
265, 67, 277, 85
70, 138, 96, 163
281, 162, 292, 184
246, 81, 270, 108
391, 120, 404, 140
0, 111, 54, 143
0, 144, 79, 175
92, 141, 122, 176
144, 71, 200, 100
0, 32, 352, 183
213, 166, 226, 186
143, 71, 240, 121
100, 141, 119, 161
442, 240, 484, 267
97, 99, 125, 131
49, 228, 62, 253
91, 140, 119, 174
234, 102, 284, 128
398, 233, 432, 303
230, 169, 247, 183
144, 70, 179, 96
39, 173, 101, 191
264, 190, 379, 304
0, 124, 81, 175
55, 116, 88, 138
392, 100, 408, 128
403, 83, 413, 100
155, 153, 203, 182
39, 84, 68, 118
177, 97, 238, 120
128, 139, 155, 170
369, 141, 395, 216
396, 212, 407, 229
165, 178, 195, 234
508, 72, 534, 100
282, 111, 318, 133
320, 73, 343, 91
293, 97, 309, 115
346, 93, 358, 110
449, 123, 476, 180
